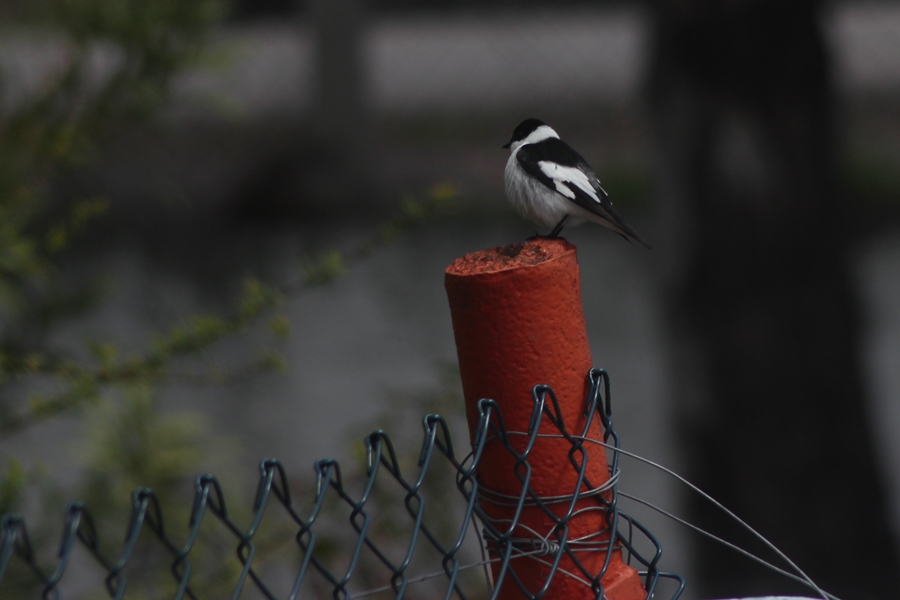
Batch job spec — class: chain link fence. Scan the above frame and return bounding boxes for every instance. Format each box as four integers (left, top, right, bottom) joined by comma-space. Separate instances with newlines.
1, 368, 683, 600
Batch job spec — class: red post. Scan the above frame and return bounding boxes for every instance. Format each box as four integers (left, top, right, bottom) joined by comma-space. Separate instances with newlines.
445, 238, 645, 600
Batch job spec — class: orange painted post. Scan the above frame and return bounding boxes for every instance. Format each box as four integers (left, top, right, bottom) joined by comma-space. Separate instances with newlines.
445, 238, 646, 600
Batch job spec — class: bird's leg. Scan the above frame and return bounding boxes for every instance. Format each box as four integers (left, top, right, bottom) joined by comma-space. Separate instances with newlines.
547, 216, 568, 238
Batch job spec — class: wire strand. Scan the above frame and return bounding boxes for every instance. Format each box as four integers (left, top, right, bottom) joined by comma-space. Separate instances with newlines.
507, 431, 838, 600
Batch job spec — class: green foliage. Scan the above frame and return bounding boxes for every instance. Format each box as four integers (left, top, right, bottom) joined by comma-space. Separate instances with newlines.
82, 385, 208, 507
0, 9, 232, 594
296, 183, 456, 290
74, 386, 250, 598
0, 178, 455, 435
0, 459, 26, 514
0, 0, 221, 319
44, 197, 110, 253
0, 0, 224, 396
267, 314, 290, 339
0, 2, 458, 596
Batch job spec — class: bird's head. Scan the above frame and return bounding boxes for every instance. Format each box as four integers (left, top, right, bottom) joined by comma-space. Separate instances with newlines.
502, 118, 559, 152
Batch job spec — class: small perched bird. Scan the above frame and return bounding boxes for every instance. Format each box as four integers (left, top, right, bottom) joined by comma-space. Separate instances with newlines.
503, 118, 650, 247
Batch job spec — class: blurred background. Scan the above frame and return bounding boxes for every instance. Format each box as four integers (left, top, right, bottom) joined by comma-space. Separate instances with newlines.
0, 0, 898, 598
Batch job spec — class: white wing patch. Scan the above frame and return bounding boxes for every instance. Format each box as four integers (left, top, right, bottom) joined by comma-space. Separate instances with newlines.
537, 161, 601, 203
553, 181, 575, 199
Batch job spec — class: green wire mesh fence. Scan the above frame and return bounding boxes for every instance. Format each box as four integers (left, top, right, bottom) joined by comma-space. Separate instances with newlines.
0, 368, 683, 599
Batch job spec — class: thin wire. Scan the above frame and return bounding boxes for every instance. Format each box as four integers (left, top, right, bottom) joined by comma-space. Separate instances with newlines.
349, 541, 589, 599
349, 556, 499, 599
479, 518, 620, 556
476, 471, 618, 507
505, 430, 837, 600
616, 491, 840, 600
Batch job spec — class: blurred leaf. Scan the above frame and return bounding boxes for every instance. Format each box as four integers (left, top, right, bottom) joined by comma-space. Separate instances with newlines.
268, 314, 290, 339
303, 250, 345, 286
83, 385, 208, 505
0, 459, 26, 513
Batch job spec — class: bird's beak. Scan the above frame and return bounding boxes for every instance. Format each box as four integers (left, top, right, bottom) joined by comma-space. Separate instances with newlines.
502, 141, 511, 149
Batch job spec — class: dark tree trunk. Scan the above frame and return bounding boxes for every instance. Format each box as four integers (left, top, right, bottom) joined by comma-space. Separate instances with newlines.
307, 0, 369, 207
310, 0, 366, 142
649, 2, 899, 598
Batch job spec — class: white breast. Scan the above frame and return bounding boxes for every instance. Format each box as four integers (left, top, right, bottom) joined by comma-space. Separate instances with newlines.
504, 151, 572, 227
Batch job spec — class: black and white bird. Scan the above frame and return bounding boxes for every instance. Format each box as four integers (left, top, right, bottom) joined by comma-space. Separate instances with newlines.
503, 118, 650, 247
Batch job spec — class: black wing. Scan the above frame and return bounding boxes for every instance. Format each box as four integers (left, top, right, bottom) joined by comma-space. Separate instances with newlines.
516, 138, 609, 210
516, 138, 650, 247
